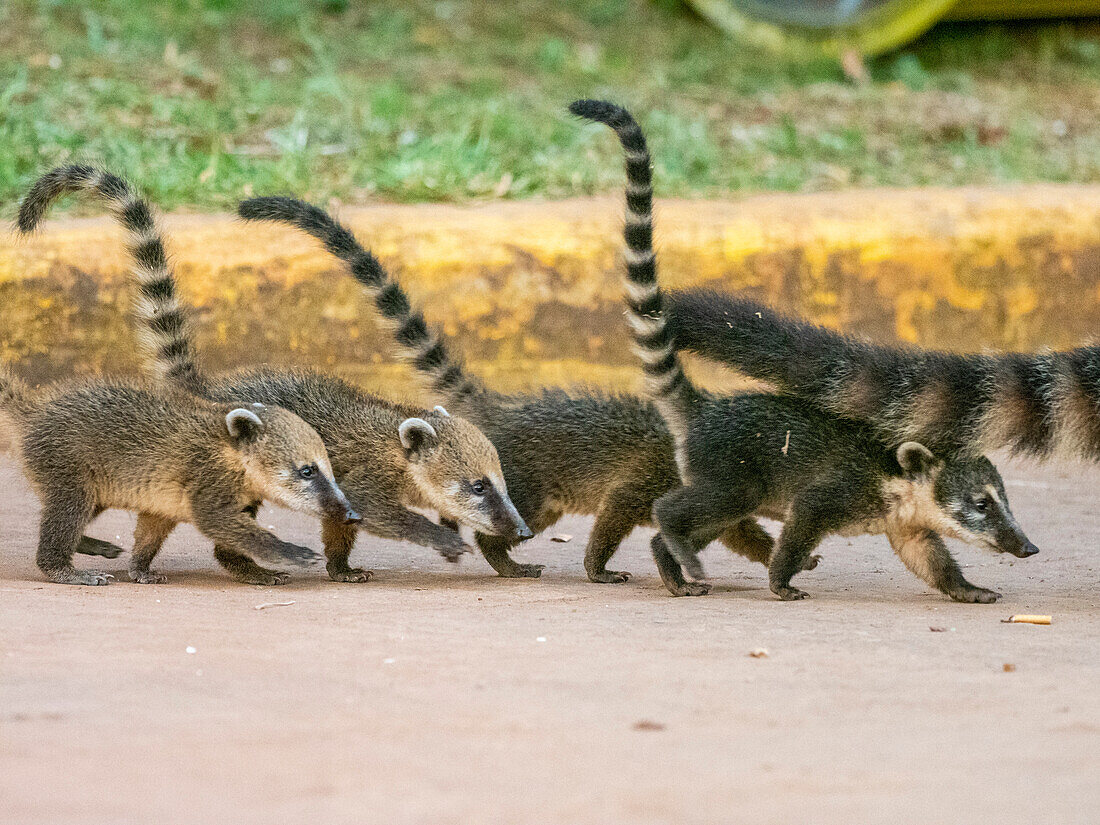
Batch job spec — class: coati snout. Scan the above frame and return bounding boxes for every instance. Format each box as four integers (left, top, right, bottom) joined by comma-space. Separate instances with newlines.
401, 408, 531, 541
229, 404, 360, 525
894, 442, 1039, 559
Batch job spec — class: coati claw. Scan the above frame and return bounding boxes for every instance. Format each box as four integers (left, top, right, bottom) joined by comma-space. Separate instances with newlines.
801, 554, 822, 571
328, 566, 373, 583
239, 570, 291, 586
773, 585, 810, 601
130, 569, 168, 584
45, 567, 113, 586
589, 570, 632, 584
669, 580, 711, 597
950, 587, 1001, 604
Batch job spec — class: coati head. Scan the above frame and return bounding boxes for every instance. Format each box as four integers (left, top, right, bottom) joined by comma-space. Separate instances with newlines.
889, 442, 1038, 558
400, 406, 532, 541
225, 404, 361, 525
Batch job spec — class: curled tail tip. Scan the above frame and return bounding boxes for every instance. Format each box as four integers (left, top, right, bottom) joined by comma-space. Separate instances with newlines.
237, 195, 303, 223
569, 98, 627, 124
16, 164, 134, 234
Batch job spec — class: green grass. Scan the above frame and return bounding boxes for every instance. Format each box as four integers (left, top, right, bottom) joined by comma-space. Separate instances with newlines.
3, 0, 1100, 211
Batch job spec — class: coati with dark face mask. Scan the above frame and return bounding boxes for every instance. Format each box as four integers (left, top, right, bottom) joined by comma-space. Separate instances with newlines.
233, 200, 791, 585
572, 98, 1038, 601
18, 165, 530, 583
664, 290, 1100, 463
0, 363, 357, 585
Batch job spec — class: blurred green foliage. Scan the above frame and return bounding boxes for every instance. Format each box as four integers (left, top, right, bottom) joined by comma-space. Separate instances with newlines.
2, 0, 1100, 211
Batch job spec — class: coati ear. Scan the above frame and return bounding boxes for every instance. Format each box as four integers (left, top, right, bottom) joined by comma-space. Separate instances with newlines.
226, 408, 265, 442
896, 442, 938, 478
433, 405, 450, 417
398, 417, 438, 456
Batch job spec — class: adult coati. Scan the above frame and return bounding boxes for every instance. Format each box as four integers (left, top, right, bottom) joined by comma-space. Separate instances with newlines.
666, 291, 1100, 462
233, 201, 787, 584
0, 363, 356, 585
573, 98, 1038, 601
18, 165, 530, 583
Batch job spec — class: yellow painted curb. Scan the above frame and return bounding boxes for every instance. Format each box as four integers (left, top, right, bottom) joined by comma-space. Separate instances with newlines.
2, 186, 1098, 397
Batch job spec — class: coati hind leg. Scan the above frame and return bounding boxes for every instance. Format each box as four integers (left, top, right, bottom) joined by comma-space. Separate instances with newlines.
651, 534, 711, 597
128, 513, 176, 584
210, 504, 291, 586
887, 528, 1001, 604
585, 488, 656, 583
36, 487, 110, 585
717, 519, 820, 571
322, 515, 371, 583
653, 479, 765, 585
769, 483, 858, 601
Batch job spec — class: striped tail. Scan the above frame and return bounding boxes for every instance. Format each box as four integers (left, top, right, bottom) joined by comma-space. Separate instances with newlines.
237, 196, 482, 407
569, 99, 699, 456
667, 288, 1100, 461
17, 165, 206, 394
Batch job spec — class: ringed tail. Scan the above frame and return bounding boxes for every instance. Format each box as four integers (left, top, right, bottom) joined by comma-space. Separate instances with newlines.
666, 288, 1100, 461
237, 196, 482, 408
17, 165, 205, 394
569, 99, 699, 453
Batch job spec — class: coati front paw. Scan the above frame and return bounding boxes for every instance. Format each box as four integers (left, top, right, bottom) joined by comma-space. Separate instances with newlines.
129, 568, 168, 584
77, 536, 125, 559
328, 565, 373, 583
238, 570, 291, 586
772, 584, 810, 601
44, 567, 113, 586
588, 569, 632, 584
801, 554, 822, 572
949, 586, 1001, 604
668, 580, 711, 597
503, 563, 544, 578
276, 542, 322, 568
437, 538, 472, 563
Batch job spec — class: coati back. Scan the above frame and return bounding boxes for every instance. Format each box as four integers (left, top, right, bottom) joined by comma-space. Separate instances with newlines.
19, 165, 530, 582
574, 98, 1038, 601
666, 290, 1100, 462
0, 364, 359, 585
235, 198, 784, 584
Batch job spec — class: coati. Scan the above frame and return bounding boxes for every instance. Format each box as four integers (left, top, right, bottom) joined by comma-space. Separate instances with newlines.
572, 98, 1038, 601
18, 165, 531, 583
665, 290, 1100, 462
233, 200, 790, 584
0, 363, 358, 585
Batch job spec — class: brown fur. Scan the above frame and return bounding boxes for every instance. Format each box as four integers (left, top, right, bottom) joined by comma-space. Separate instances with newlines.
16, 165, 530, 580
0, 368, 355, 585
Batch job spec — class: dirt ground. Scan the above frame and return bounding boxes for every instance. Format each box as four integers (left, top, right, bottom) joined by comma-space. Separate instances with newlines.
0, 453, 1097, 825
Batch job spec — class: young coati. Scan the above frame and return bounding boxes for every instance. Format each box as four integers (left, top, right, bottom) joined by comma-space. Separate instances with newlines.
666, 290, 1100, 462
573, 98, 1038, 602
233, 200, 789, 584
0, 363, 358, 585
18, 165, 531, 583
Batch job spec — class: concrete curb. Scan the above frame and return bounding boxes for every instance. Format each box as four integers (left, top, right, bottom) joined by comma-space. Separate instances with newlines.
2, 185, 1098, 392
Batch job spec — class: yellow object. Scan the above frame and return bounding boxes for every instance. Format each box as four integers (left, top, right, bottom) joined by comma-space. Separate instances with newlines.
686, 1, 1100, 58
1003, 615, 1052, 625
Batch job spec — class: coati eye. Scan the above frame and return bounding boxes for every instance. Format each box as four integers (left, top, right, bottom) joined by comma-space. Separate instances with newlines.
298, 465, 317, 480
973, 497, 989, 514
471, 480, 486, 496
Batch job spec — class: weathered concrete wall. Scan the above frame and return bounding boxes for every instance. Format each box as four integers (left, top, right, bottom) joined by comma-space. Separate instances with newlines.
2, 186, 1098, 399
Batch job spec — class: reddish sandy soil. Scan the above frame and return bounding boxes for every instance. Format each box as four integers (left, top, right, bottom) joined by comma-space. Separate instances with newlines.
1, 453, 1097, 824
